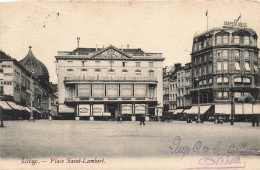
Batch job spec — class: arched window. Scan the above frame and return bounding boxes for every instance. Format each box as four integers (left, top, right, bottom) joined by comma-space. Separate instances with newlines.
108, 69, 115, 79
234, 77, 242, 83
149, 70, 154, 78
122, 69, 128, 80
217, 77, 222, 83
223, 77, 229, 83
67, 69, 74, 77
243, 77, 251, 83
135, 69, 141, 79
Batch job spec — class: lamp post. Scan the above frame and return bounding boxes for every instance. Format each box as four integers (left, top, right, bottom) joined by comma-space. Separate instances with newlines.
196, 77, 202, 123
230, 82, 235, 125
29, 100, 35, 122
0, 107, 4, 127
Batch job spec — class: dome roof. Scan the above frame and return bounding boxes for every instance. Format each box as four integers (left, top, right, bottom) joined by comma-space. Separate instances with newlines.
19, 46, 49, 77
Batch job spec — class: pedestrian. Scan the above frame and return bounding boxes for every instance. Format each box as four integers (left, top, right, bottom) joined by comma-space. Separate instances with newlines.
140, 114, 145, 125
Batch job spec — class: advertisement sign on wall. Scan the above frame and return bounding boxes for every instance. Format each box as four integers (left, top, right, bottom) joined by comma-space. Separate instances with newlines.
78, 104, 90, 116
157, 107, 163, 117
121, 104, 132, 114
135, 104, 145, 114
59, 104, 75, 113
93, 104, 104, 116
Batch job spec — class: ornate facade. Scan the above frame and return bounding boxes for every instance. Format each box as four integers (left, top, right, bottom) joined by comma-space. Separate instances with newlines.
56, 45, 164, 120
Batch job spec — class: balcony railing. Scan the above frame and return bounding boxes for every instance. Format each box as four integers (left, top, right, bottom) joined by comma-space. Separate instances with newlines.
65, 97, 157, 102
64, 76, 157, 82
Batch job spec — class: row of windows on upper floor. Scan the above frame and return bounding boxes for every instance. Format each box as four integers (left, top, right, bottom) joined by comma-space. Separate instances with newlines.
66, 69, 156, 78
192, 50, 258, 64
193, 62, 258, 76
66, 60, 155, 68
193, 35, 257, 51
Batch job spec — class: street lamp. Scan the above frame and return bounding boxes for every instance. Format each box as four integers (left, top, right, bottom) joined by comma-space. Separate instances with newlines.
195, 77, 202, 123
0, 107, 4, 127
230, 81, 235, 125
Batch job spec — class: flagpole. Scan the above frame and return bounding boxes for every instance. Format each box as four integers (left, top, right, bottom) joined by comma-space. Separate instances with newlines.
207, 9, 208, 32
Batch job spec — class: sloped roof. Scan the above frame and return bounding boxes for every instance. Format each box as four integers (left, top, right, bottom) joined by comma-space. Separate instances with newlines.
19, 46, 49, 76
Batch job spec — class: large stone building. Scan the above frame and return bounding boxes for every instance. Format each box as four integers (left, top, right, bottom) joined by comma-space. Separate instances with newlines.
189, 25, 259, 118
55, 45, 164, 121
0, 49, 51, 119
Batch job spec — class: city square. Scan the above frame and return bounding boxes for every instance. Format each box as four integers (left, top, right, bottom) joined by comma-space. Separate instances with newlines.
0, 120, 259, 169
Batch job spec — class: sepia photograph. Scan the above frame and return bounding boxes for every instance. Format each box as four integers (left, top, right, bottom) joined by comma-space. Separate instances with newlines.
0, 0, 259, 169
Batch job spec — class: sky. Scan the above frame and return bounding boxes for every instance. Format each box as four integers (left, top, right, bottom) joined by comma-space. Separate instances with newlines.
0, 1, 259, 84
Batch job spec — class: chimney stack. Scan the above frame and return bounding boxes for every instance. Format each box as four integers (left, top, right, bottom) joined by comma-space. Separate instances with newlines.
127, 44, 129, 49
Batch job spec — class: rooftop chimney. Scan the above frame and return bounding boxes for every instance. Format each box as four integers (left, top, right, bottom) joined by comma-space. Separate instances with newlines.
127, 44, 129, 49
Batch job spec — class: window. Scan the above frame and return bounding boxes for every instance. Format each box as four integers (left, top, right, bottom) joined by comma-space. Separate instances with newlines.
108, 69, 115, 79
208, 65, 212, 74
203, 80, 207, 85
67, 61, 73, 66
95, 61, 100, 66
217, 77, 222, 83
217, 62, 222, 71
135, 70, 141, 79
149, 70, 154, 77
235, 62, 241, 70
254, 65, 258, 72
234, 77, 242, 82
234, 92, 242, 98
223, 62, 228, 71
122, 69, 128, 79
149, 62, 154, 68
223, 36, 228, 44
81, 61, 86, 66
223, 50, 228, 58
217, 92, 223, 98
217, 50, 221, 58
223, 92, 228, 98
122, 62, 126, 67
199, 42, 202, 50
244, 51, 249, 59
245, 62, 250, 71
204, 40, 207, 48
209, 78, 213, 84
136, 62, 141, 67
216, 36, 222, 44
244, 36, 249, 45
81, 69, 87, 79
234, 36, 239, 44
208, 38, 212, 46
243, 77, 251, 83
77, 84, 91, 97
223, 77, 229, 83
234, 50, 240, 58
67, 69, 74, 77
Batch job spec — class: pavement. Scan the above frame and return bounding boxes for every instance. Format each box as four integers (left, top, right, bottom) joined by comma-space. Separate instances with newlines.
0, 120, 259, 170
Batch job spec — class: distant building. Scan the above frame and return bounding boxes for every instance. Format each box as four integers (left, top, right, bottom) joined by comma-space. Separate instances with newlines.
55, 45, 164, 121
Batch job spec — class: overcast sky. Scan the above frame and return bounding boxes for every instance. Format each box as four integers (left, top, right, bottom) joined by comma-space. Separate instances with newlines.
0, 1, 259, 83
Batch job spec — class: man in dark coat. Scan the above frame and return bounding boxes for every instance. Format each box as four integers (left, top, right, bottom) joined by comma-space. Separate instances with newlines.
140, 114, 145, 125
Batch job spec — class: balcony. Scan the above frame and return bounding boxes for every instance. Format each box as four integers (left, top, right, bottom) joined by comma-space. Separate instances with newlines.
64, 76, 157, 84
65, 96, 157, 102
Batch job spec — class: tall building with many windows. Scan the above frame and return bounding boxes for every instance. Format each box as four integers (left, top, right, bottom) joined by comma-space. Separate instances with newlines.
189, 26, 259, 117
55, 45, 164, 120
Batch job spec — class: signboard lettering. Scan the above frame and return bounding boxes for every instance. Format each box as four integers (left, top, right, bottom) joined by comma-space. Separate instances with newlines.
78, 104, 90, 116
122, 104, 132, 114
0, 81, 12, 85
224, 20, 247, 28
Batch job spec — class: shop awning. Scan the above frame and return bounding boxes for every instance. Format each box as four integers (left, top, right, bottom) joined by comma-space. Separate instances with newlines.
253, 104, 260, 114
174, 109, 184, 114
7, 101, 21, 110
215, 104, 231, 115
24, 107, 31, 113
186, 105, 211, 115
29, 107, 41, 113
18, 105, 27, 111
235, 104, 253, 115
0, 101, 12, 110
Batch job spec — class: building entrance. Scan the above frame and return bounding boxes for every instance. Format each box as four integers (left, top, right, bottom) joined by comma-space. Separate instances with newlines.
107, 103, 118, 118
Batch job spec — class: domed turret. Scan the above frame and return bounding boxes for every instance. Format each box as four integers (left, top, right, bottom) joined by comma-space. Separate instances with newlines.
19, 46, 49, 83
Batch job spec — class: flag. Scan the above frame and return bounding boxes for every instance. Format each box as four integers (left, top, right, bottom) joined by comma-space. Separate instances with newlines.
237, 14, 241, 22
206, 10, 208, 16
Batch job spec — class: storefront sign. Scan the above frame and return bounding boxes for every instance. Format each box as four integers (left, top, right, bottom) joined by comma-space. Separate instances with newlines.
135, 104, 145, 114
0, 81, 12, 85
224, 20, 247, 28
4, 73, 12, 76
59, 104, 75, 113
78, 104, 90, 116
93, 104, 104, 116
1, 65, 13, 68
122, 104, 132, 114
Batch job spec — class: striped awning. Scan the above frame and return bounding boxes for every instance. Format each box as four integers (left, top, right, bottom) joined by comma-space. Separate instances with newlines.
174, 109, 184, 114
185, 105, 211, 115
0, 101, 12, 110
7, 101, 21, 110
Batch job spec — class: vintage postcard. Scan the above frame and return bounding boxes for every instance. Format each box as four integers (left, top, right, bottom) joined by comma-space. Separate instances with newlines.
0, 0, 259, 169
